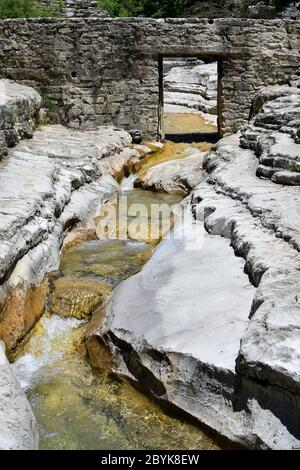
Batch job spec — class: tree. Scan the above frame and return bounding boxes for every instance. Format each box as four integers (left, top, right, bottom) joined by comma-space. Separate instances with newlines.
0, 0, 54, 19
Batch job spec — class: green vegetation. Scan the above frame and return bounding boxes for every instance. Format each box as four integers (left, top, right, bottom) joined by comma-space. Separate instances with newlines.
0, 0, 293, 19
40, 92, 59, 113
97, 0, 293, 18
0, 0, 56, 19
271, 0, 291, 9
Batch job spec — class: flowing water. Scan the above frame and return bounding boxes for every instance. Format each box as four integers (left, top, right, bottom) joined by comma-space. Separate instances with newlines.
13, 143, 220, 450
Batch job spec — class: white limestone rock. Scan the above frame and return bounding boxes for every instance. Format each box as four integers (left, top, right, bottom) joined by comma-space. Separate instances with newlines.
87, 81, 300, 448
241, 87, 300, 186
0, 125, 131, 291
164, 60, 218, 115
0, 79, 42, 158
135, 152, 206, 195
0, 342, 38, 450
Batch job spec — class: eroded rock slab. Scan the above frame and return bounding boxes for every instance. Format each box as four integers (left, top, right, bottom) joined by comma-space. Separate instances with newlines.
88, 211, 287, 448
0, 123, 132, 351
0, 79, 42, 158
89, 82, 300, 448
164, 59, 218, 116
135, 152, 206, 195
241, 86, 300, 186
0, 341, 38, 449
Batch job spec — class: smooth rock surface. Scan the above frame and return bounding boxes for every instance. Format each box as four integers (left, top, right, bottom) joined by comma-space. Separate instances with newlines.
191, 119, 300, 446
0, 124, 131, 292
90, 83, 300, 448
50, 277, 112, 319
91, 206, 300, 448
0, 118, 133, 352
0, 341, 38, 450
100, 211, 254, 370
135, 152, 206, 195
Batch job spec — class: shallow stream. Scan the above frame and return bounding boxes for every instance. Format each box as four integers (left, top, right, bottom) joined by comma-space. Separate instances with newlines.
13, 142, 219, 450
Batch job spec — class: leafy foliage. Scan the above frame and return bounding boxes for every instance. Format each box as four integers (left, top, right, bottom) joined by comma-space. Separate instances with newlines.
0, 0, 55, 19
40, 92, 59, 113
0, 0, 294, 19
271, 0, 291, 10
97, 0, 294, 18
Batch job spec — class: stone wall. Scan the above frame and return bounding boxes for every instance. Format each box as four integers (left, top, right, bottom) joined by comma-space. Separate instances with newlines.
0, 18, 299, 138
41, 0, 107, 17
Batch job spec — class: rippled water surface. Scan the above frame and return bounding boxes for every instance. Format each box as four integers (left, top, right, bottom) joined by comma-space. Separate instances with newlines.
14, 314, 219, 450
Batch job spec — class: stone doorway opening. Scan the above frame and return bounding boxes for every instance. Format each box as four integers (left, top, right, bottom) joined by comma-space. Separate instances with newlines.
158, 56, 220, 143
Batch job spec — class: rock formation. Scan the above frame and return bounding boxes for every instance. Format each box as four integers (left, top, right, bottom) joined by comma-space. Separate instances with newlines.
0, 80, 42, 158
134, 151, 207, 195
89, 79, 300, 449
164, 59, 218, 117
0, 79, 138, 450
0, 341, 38, 449
241, 85, 300, 185
1, 15, 300, 452
0, 121, 133, 351
280, 1, 300, 19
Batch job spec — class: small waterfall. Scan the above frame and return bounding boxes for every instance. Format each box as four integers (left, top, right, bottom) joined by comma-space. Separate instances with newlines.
120, 174, 137, 191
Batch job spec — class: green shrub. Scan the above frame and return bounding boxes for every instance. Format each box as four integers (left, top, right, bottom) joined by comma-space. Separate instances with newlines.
41, 92, 59, 113
97, 0, 187, 17
271, 0, 291, 10
97, 1, 293, 18
0, 0, 56, 19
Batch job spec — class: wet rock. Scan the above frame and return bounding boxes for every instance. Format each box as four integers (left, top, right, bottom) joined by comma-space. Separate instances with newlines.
89, 90, 300, 447
101, 147, 140, 182
0, 82, 132, 350
135, 152, 206, 195
51, 277, 112, 319
89, 211, 289, 448
0, 341, 38, 449
0, 282, 49, 353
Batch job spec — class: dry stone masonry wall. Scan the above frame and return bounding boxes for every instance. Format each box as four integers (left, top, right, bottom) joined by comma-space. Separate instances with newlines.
0, 18, 299, 138
41, 0, 107, 17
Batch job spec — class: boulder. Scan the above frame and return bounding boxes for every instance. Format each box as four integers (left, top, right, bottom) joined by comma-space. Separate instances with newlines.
50, 277, 112, 319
